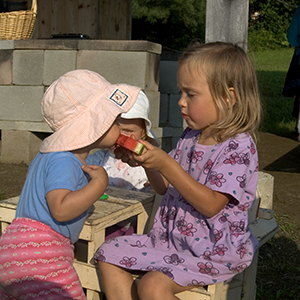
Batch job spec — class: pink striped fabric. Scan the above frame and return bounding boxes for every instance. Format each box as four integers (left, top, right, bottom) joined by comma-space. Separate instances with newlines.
0, 218, 86, 300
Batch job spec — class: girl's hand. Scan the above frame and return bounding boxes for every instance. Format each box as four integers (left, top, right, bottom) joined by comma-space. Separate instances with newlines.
129, 140, 170, 172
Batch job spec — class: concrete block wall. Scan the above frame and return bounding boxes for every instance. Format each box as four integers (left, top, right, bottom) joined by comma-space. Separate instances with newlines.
0, 39, 162, 164
159, 49, 185, 152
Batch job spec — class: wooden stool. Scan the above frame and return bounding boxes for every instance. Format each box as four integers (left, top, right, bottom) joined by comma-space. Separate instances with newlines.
0, 186, 156, 300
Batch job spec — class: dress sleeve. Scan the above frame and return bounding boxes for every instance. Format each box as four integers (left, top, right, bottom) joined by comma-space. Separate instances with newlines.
206, 136, 259, 205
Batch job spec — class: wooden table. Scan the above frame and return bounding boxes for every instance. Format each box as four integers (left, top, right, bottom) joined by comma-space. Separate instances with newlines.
0, 186, 156, 300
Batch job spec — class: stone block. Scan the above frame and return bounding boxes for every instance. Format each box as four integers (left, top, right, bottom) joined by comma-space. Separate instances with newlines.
0, 50, 13, 84
0, 130, 44, 164
258, 172, 274, 209
15, 39, 79, 50
146, 53, 160, 91
0, 86, 44, 121
151, 127, 163, 140
43, 50, 77, 85
78, 40, 162, 54
169, 94, 182, 128
0, 40, 14, 50
13, 50, 44, 85
160, 127, 182, 153
150, 127, 163, 147
159, 61, 179, 94
0, 120, 51, 133
159, 93, 169, 126
77, 50, 159, 91
143, 90, 160, 128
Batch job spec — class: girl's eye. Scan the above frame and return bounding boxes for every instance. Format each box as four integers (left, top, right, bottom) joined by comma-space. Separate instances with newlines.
121, 129, 131, 134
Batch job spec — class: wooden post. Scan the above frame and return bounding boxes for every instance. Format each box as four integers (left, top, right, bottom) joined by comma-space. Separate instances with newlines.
205, 0, 249, 50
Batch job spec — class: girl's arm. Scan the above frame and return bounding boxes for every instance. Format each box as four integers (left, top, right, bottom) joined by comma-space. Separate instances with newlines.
145, 169, 168, 195
46, 165, 108, 222
133, 141, 230, 218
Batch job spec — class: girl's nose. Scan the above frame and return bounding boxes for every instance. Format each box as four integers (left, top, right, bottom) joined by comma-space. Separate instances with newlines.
178, 95, 185, 107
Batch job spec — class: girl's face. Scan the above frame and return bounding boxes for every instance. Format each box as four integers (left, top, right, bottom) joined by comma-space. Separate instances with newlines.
177, 63, 219, 139
96, 122, 120, 149
118, 118, 145, 140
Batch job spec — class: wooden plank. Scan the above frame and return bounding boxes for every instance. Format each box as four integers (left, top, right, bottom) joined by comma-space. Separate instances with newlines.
33, 0, 52, 39
99, 0, 132, 40
73, 260, 101, 292
205, 0, 249, 50
0, 222, 10, 235
87, 229, 105, 262
51, 0, 65, 34
33, 0, 132, 39
64, 0, 78, 34
77, 0, 98, 38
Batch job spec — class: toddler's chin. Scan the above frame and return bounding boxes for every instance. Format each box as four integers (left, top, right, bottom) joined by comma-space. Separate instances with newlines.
109, 145, 116, 154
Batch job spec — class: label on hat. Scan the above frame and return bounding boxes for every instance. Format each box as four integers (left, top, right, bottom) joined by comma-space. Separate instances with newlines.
109, 89, 128, 106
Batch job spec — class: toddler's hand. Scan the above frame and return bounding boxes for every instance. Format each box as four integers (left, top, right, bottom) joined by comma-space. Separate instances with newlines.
82, 165, 108, 183
114, 146, 140, 167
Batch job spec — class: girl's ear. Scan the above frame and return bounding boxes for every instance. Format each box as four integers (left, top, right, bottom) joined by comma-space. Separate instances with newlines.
226, 87, 237, 108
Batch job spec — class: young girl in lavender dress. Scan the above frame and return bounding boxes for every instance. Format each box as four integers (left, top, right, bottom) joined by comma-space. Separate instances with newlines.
95, 42, 261, 300
0, 69, 140, 300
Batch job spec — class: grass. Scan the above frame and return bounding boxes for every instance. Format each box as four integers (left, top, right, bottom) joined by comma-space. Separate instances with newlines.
256, 214, 300, 300
250, 47, 300, 300
249, 47, 296, 134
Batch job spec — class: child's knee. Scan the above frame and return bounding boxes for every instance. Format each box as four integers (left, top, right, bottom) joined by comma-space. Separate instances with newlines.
137, 272, 171, 300
138, 277, 158, 300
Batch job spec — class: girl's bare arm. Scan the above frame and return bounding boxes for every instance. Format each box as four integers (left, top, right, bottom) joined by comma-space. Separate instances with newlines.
133, 141, 229, 217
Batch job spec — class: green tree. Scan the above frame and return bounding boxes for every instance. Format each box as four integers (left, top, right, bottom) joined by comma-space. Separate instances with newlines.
132, 0, 206, 51
248, 0, 299, 51
132, 0, 299, 51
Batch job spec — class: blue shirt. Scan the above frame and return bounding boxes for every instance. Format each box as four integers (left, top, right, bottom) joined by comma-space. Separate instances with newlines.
16, 151, 88, 244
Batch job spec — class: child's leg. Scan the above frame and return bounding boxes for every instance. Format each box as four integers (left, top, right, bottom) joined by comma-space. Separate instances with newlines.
98, 261, 138, 300
137, 271, 195, 300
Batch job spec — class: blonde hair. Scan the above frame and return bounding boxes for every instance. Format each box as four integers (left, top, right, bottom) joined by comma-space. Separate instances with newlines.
178, 41, 261, 143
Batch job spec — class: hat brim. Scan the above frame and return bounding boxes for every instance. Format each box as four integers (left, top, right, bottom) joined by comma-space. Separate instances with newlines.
40, 83, 140, 153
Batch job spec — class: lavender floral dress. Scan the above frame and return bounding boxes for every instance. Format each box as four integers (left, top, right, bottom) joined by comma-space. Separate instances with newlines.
95, 128, 259, 286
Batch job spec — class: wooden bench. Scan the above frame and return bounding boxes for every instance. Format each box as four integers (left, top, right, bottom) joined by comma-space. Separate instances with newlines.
68, 183, 279, 300
0, 173, 278, 300
0, 186, 156, 300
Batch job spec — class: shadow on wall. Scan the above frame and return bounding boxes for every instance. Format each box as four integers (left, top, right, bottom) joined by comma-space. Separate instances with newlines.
159, 48, 186, 153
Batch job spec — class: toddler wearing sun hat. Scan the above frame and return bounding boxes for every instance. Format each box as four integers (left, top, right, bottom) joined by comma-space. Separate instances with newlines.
0, 69, 140, 300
